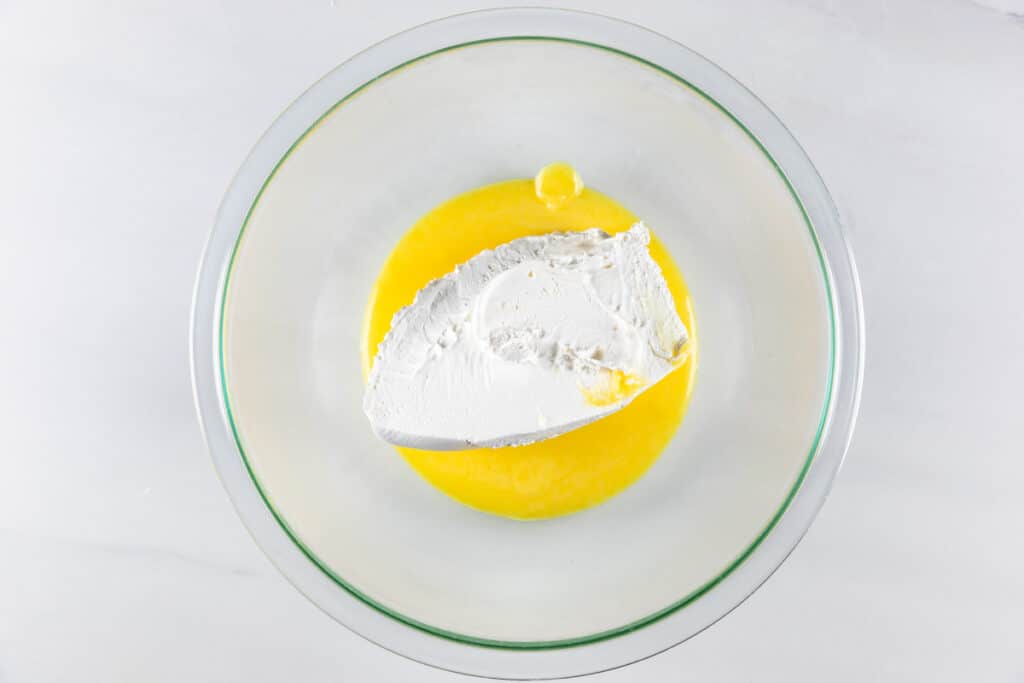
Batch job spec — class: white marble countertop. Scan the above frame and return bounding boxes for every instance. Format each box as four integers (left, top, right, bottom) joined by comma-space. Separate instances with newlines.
2, 1, 1023, 680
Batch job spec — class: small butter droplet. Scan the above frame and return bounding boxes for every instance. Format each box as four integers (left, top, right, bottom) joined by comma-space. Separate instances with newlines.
534, 162, 583, 210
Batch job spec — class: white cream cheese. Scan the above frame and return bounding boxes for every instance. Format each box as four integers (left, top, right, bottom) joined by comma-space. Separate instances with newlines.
363, 223, 689, 450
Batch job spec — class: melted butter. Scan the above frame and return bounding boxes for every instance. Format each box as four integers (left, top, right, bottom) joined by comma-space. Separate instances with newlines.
362, 164, 698, 520
534, 161, 584, 209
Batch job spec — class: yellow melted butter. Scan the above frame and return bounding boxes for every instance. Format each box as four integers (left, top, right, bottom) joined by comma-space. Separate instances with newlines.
362, 163, 698, 520
534, 161, 583, 209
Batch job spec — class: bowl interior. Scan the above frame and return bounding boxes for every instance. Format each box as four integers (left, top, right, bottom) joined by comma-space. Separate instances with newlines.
221, 39, 832, 645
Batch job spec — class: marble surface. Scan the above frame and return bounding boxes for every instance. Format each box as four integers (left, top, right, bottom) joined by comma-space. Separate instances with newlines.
2, 0, 1023, 680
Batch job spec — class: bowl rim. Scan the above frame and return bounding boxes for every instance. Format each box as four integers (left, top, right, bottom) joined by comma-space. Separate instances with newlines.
191, 7, 864, 679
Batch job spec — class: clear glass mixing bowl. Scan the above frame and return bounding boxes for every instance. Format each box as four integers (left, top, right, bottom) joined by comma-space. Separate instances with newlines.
191, 8, 863, 679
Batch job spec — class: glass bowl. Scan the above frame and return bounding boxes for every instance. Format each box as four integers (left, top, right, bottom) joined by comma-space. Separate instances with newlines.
191, 8, 863, 679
